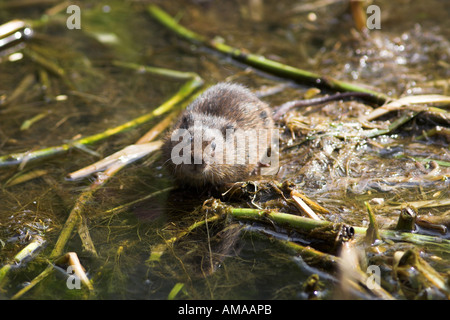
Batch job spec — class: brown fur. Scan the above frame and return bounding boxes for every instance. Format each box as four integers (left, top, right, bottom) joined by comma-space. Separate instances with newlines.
162, 82, 274, 187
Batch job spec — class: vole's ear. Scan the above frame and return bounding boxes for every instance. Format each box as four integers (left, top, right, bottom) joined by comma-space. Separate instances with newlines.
179, 113, 193, 129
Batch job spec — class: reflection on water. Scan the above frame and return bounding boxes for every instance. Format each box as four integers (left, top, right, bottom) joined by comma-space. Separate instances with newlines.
0, 0, 449, 300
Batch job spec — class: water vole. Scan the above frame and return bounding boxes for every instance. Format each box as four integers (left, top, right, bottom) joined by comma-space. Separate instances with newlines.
162, 82, 275, 187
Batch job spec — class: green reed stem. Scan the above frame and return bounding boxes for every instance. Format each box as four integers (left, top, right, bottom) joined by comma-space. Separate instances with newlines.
0, 76, 203, 168
228, 207, 450, 251
147, 4, 390, 104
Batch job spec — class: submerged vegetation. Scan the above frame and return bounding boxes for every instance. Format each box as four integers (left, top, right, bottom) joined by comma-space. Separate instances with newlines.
0, 1, 449, 300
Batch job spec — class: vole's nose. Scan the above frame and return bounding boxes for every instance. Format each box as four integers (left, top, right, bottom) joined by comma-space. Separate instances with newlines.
191, 153, 205, 171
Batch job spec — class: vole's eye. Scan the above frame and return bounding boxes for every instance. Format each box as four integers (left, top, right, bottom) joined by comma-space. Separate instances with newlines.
211, 141, 216, 150
223, 124, 235, 135
259, 110, 267, 119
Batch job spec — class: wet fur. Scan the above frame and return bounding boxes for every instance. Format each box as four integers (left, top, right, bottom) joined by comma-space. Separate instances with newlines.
162, 82, 274, 187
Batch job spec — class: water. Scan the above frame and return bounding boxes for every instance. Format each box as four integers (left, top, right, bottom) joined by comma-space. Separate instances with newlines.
0, 0, 449, 300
